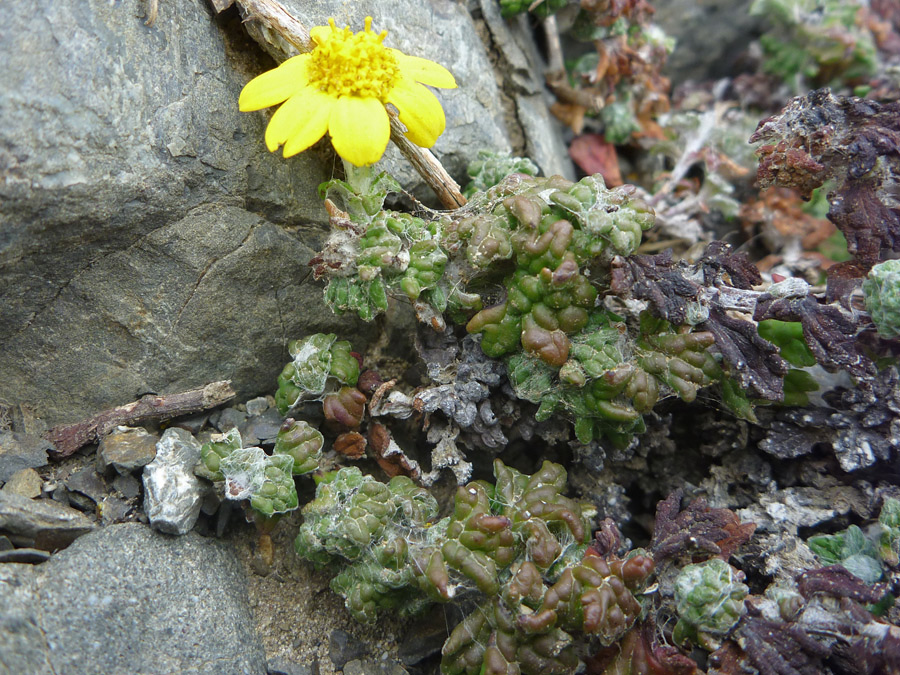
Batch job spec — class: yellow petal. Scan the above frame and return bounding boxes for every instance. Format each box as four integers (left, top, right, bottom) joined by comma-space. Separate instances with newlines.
265, 89, 334, 154
386, 79, 446, 148
283, 92, 336, 157
239, 55, 311, 112
392, 51, 457, 89
328, 97, 390, 166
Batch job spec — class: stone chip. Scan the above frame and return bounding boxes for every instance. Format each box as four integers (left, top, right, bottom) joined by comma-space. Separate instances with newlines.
0, 491, 95, 550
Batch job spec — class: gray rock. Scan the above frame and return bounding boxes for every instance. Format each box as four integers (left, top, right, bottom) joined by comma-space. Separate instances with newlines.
111, 473, 142, 500
170, 411, 211, 436
1, 0, 518, 429
0, 547, 51, 564
2, 204, 370, 429
199, 485, 224, 517
65, 489, 97, 514
216, 407, 249, 433
97, 495, 133, 524
245, 396, 270, 416
240, 407, 284, 446
476, 0, 574, 179
0, 431, 51, 483
0, 491, 95, 550
329, 629, 369, 669
65, 467, 108, 504
3, 402, 48, 437
97, 425, 159, 475
0, 522, 267, 674
0, 0, 369, 428
0, 564, 55, 674
0, 468, 43, 499
399, 605, 463, 666
652, 0, 762, 85
267, 657, 320, 675
342, 659, 408, 675
50, 483, 72, 507
143, 427, 203, 535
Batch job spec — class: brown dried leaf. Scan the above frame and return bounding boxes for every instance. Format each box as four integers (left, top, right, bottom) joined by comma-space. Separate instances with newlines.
739, 187, 836, 252
586, 619, 699, 675
828, 179, 900, 263
569, 134, 623, 186
733, 614, 829, 675
797, 565, 889, 605
333, 431, 366, 459
611, 243, 786, 401
368, 422, 421, 480
704, 305, 787, 401
650, 490, 756, 562
753, 293, 875, 377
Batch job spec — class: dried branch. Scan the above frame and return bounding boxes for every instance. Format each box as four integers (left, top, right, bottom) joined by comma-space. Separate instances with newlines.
44, 381, 236, 458
230, 0, 313, 55
145, 0, 159, 26
388, 113, 466, 209
223, 0, 465, 209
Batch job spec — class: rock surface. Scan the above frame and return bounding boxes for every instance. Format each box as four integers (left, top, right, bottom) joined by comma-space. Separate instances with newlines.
0, 492, 96, 551
0, 432, 52, 483
653, 0, 762, 84
0, 469, 43, 499
329, 629, 369, 670
0, 0, 532, 428
0, 523, 267, 674
476, 0, 574, 179
97, 425, 159, 475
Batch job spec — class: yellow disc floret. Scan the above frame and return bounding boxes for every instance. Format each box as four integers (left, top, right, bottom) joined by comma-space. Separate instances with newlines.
308, 17, 400, 100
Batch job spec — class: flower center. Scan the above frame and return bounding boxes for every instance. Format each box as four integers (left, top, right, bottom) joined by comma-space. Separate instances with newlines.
308, 17, 400, 100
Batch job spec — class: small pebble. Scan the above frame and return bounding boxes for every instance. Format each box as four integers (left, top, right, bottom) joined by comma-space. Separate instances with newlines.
97, 426, 158, 475
215, 408, 247, 432
170, 412, 210, 435
111, 473, 141, 500
0, 547, 51, 564
0, 431, 51, 482
97, 496, 131, 524
66, 467, 108, 503
1, 468, 43, 499
245, 396, 269, 416
329, 629, 369, 669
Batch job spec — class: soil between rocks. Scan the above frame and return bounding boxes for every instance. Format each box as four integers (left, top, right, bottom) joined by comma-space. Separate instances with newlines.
233, 509, 415, 674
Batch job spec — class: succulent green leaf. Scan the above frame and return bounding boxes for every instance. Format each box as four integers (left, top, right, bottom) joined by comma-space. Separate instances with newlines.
864, 260, 900, 338
219, 447, 298, 517
673, 558, 748, 649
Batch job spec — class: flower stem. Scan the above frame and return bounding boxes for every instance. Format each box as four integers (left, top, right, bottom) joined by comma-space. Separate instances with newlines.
341, 160, 377, 194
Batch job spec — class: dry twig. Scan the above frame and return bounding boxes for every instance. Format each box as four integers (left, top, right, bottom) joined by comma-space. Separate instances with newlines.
44, 381, 236, 458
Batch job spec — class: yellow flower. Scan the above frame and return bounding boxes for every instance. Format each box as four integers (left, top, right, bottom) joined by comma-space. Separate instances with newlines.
239, 16, 457, 167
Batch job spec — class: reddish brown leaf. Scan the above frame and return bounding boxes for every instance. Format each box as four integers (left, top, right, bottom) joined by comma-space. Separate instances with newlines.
569, 134, 624, 186
333, 431, 366, 459
651, 490, 756, 562
368, 422, 421, 480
